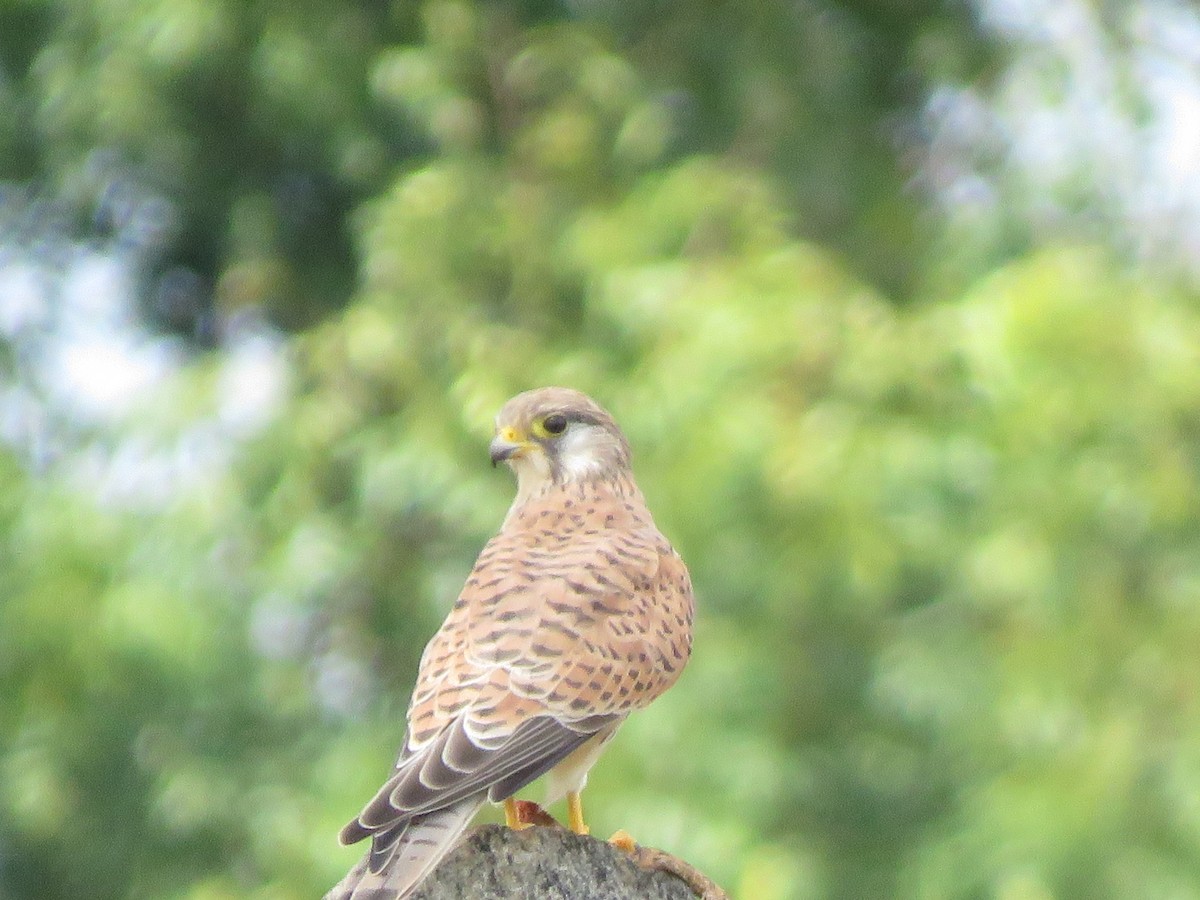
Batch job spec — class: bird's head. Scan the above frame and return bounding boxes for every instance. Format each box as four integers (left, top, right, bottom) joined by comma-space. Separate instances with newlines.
489, 387, 632, 500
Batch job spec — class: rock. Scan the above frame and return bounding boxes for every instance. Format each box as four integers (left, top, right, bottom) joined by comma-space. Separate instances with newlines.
325, 823, 728, 900
408, 824, 704, 899
410, 825, 701, 899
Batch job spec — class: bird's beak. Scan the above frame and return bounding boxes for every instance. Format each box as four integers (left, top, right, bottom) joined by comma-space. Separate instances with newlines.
489, 426, 530, 466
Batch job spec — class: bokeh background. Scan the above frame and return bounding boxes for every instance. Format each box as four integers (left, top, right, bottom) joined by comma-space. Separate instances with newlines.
3, 1, 1200, 898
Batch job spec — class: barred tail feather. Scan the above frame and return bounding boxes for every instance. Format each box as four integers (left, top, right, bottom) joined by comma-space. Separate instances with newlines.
326, 798, 484, 900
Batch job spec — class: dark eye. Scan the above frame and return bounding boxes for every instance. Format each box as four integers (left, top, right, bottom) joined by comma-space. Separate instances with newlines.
542, 413, 568, 435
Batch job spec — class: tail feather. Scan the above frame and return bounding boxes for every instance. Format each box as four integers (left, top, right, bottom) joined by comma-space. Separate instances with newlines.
330, 798, 483, 900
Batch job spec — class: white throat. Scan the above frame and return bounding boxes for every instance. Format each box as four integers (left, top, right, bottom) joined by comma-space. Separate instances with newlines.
503, 424, 613, 522
555, 426, 608, 481
508, 451, 554, 512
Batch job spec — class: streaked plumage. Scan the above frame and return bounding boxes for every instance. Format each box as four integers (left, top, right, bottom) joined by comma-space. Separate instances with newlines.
328, 387, 694, 900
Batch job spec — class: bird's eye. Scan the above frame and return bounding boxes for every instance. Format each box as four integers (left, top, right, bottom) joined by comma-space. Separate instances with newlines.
541, 414, 568, 435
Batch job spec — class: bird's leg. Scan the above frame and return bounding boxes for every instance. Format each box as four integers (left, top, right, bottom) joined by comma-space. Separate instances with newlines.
566, 791, 590, 835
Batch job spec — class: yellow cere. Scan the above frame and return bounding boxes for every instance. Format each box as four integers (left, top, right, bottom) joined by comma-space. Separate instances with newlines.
498, 425, 526, 443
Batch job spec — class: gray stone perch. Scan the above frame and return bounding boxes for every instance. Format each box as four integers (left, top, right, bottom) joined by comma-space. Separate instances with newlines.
325, 824, 729, 900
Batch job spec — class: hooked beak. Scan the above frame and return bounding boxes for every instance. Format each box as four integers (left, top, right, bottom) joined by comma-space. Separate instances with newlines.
489, 426, 530, 466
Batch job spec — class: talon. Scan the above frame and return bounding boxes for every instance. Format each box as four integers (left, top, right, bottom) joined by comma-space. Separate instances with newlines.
608, 829, 637, 852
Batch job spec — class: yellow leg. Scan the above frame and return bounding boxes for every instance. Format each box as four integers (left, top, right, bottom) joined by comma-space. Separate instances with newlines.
567, 791, 589, 835
504, 797, 527, 830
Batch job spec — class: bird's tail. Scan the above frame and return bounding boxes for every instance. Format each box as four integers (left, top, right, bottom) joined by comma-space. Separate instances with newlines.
325, 798, 484, 900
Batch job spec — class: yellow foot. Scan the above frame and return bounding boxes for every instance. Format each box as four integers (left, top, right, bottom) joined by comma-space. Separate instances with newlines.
567, 791, 590, 835
608, 829, 637, 852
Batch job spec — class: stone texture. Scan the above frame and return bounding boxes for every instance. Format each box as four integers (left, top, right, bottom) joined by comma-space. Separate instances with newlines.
406, 825, 700, 900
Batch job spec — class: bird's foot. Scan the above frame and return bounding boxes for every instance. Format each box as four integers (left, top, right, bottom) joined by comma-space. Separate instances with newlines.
608, 829, 637, 852
567, 791, 590, 835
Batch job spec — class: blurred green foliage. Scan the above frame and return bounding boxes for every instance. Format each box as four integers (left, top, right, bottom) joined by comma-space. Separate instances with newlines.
3, 2, 1200, 900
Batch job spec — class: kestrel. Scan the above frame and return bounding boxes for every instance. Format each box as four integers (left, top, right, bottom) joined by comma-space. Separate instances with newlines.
330, 387, 694, 899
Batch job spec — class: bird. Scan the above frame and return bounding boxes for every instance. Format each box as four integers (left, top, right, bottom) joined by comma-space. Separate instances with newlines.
328, 386, 695, 900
